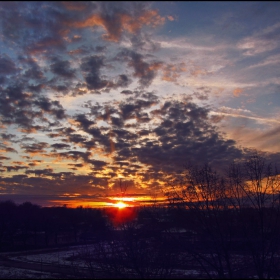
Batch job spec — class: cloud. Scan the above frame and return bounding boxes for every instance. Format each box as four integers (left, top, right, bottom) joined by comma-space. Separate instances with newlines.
50, 57, 76, 79
213, 107, 280, 125
248, 54, 280, 69
119, 49, 162, 87
233, 88, 243, 97
115, 74, 131, 87
21, 142, 49, 155
34, 97, 66, 119
25, 168, 53, 177
193, 87, 211, 100
69, 8, 165, 42
51, 143, 71, 151
161, 63, 186, 82
80, 55, 109, 90
120, 90, 134, 95
237, 22, 280, 56
219, 123, 280, 154
167, 15, 175, 21
0, 55, 18, 75
74, 98, 250, 180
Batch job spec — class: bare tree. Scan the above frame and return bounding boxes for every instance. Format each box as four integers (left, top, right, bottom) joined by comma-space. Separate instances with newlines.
165, 153, 280, 279
166, 163, 240, 279
227, 154, 280, 279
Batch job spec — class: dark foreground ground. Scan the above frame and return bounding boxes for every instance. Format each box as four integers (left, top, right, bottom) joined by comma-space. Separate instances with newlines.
0, 245, 202, 279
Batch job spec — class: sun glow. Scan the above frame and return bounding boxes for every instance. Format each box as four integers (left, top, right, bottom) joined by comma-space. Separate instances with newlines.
110, 196, 135, 202
115, 201, 128, 209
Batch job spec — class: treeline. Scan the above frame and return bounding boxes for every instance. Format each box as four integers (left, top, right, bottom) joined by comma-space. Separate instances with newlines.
0, 201, 107, 251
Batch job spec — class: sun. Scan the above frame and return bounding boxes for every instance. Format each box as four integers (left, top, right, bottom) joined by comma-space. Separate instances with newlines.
115, 201, 127, 209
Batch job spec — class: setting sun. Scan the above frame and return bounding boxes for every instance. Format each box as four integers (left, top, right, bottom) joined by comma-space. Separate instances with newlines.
115, 201, 127, 209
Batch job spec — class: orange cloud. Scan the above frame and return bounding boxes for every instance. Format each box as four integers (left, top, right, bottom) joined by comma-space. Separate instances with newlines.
69, 10, 165, 42
148, 61, 163, 71
233, 88, 243, 97
18, 127, 39, 133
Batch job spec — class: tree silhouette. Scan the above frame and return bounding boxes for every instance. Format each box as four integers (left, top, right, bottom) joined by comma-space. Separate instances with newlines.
166, 153, 280, 279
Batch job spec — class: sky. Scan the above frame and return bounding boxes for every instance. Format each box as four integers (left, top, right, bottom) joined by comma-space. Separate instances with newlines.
0, 1, 280, 207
